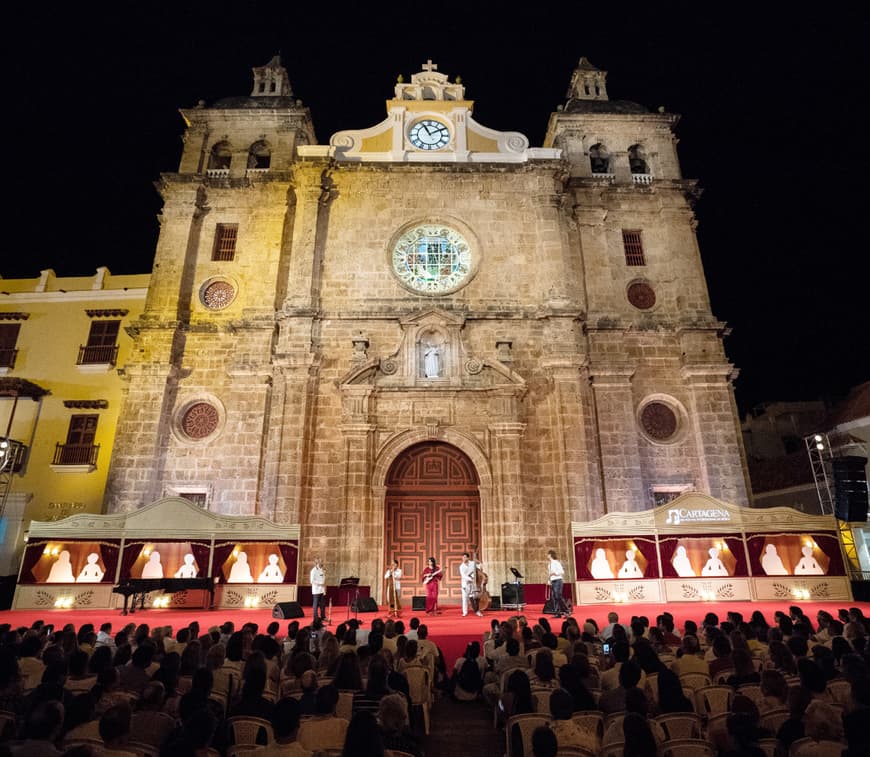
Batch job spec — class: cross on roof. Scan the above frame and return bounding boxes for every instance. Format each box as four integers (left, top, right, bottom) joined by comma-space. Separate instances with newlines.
421, 59, 438, 73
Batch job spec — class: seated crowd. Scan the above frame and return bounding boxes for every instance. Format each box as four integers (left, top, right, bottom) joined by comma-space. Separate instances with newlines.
444, 605, 870, 757
0, 615, 442, 756
0, 605, 869, 756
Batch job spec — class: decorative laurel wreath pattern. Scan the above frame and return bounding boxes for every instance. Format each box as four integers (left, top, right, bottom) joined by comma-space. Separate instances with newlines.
811, 583, 831, 598
172, 591, 188, 606
772, 583, 791, 599
594, 587, 612, 601
35, 590, 55, 607
681, 584, 700, 599
717, 584, 735, 599
74, 590, 94, 606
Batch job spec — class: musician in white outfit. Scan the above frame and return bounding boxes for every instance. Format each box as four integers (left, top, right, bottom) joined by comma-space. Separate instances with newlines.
459, 552, 483, 617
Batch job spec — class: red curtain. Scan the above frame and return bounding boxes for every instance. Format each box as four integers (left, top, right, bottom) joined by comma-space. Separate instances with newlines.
98, 542, 120, 583
189, 542, 212, 577
278, 542, 298, 584
574, 539, 597, 579
725, 536, 748, 576
632, 537, 660, 579
119, 540, 147, 581
211, 542, 237, 584
746, 535, 767, 576
659, 537, 680, 579
19, 541, 49, 583
659, 535, 747, 577
816, 533, 846, 575
574, 537, 658, 579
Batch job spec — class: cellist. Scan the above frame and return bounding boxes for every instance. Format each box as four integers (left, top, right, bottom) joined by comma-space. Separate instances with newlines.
459, 551, 484, 617
384, 558, 402, 617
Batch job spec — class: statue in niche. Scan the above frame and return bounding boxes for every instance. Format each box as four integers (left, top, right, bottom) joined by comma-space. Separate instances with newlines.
423, 342, 441, 378
76, 553, 104, 583
761, 544, 789, 576
47, 550, 75, 583
702, 547, 729, 576
672, 545, 695, 577
618, 550, 644, 578
590, 548, 614, 579
794, 544, 824, 575
258, 554, 284, 583
227, 551, 253, 583
141, 551, 163, 579
174, 553, 198, 579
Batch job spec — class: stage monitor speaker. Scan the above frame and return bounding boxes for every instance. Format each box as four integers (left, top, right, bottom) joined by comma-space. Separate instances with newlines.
411, 596, 427, 611
352, 596, 378, 613
272, 601, 304, 619
833, 455, 869, 522
488, 596, 501, 611
501, 582, 524, 606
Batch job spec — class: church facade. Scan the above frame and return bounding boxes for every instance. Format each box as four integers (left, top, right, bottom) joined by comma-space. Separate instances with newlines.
103, 57, 749, 600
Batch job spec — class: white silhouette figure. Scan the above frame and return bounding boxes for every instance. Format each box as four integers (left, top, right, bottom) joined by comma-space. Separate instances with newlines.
174, 553, 198, 579
590, 548, 614, 579
618, 549, 644, 578
672, 545, 696, 577
227, 551, 253, 583
794, 544, 824, 575
141, 551, 164, 579
761, 544, 789, 576
258, 553, 284, 583
423, 343, 441, 378
702, 547, 729, 577
76, 553, 104, 583
47, 550, 75, 583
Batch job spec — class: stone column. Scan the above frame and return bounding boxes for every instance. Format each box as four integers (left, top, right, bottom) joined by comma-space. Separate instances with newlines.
682, 365, 751, 505
340, 413, 377, 596
488, 421, 526, 583
589, 365, 646, 512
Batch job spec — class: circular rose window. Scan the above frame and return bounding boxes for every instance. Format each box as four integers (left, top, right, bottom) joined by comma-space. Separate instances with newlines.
201, 280, 236, 310
640, 401, 679, 441
181, 402, 220, 440
627, 281, 656, 310
391, 224, 474, 295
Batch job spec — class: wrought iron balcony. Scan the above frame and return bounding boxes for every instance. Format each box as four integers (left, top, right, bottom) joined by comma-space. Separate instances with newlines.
52, 443, 99, 466
0, 438, 27, 473
77, 344, 118, 366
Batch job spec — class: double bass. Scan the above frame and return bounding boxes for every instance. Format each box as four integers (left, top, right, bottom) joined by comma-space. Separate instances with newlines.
470, 545, 491, 613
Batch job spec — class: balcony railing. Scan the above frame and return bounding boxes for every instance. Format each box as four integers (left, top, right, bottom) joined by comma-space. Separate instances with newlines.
206, 168, 230, 178
0, 438, 27, 473
52, 443, 99, 467
245, 167, 270, 178
0, 347, 17, 369
632, 173, 654, 185
77, 344, 119, 366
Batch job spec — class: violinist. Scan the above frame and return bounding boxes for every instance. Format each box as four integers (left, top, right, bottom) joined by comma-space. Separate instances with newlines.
384, 558, 402, 617
460, 552, 484, 617
422, 556, 442, 615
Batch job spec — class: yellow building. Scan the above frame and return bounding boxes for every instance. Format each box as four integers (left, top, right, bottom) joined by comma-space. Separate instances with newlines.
0, 267, 149, 575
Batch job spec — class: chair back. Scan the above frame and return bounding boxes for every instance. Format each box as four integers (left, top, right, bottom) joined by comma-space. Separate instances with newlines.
602, 712, 626, 746
789, 738, 849, 757
570, 710, 604, 750
335, 690, 355, 721
652, 713, 702, 743
227, 715, 275, 747
735, 684, 763, 708
679, 672, 711, 692
693, 684, 733, 718
759, 706, 790, 734
826, 679, 851, 706
599, 742, 625, 757
658, 737, 715, 757
405, 667, 430, 706
506, 713, 549, 757
128, 741, 160, 757
757, 738, 778, 757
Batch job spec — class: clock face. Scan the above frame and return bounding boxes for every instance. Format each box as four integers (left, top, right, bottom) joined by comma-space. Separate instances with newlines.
392, 224, 473, 294
408, 119, 450, 151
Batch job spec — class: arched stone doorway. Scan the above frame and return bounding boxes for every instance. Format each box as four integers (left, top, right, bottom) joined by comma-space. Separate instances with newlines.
384, 441, 481, 606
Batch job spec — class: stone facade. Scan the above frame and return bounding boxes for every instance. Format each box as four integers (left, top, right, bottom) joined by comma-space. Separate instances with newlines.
104, 56, 750, 594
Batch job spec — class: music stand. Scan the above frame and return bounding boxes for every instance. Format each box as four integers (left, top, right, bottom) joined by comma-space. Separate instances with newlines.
506, 566, 525, 611
339, 576, 360, 620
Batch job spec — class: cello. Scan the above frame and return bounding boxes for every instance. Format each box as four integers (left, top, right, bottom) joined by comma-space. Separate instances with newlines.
470, 545, 491, 613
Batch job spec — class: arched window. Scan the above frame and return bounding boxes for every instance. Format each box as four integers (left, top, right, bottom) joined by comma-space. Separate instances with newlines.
247, 140, 271, 170
628, 144, 648, 174
208, 141, 232, 171
589, 143, 610, 174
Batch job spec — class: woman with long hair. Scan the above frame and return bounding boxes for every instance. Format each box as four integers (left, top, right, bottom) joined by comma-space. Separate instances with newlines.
421, 556, 441, 615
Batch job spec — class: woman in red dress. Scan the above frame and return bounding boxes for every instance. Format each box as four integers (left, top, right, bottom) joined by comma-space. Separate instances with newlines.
422, 556, 442, 614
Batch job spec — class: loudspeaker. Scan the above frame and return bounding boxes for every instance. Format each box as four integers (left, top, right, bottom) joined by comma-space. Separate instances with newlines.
488, 596, 501, 611
543, 599, 560, 615
500, 583, 524, 606
351, 596, 378, 613
272, 601, 304, 619
412, 596, 427, 611
833, 456, 869, 521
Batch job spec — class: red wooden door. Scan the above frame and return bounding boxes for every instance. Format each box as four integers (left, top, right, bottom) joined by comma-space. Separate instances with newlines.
384, 442, 481, 605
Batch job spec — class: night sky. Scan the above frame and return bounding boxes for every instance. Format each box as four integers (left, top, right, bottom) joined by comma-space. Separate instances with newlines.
6, 4, 868, 416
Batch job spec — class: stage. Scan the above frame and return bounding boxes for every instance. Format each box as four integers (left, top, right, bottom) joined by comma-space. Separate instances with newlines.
3, 600, 869, 668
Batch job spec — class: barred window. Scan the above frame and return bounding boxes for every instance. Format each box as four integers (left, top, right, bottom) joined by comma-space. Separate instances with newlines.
212, 224, 238, 261
622, 230, 646, 266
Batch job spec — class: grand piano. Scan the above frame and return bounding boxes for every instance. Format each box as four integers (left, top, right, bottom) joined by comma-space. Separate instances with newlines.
112, 577, 217, 615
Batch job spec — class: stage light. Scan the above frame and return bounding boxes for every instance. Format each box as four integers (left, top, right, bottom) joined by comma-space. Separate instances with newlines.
43, 548, 50, 555
814, 434, 823, 442
232, 548, 239, 557
816, 442, 824, 451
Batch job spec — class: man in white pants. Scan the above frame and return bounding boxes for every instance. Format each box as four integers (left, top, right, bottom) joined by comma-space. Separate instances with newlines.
459, 552, 483, 617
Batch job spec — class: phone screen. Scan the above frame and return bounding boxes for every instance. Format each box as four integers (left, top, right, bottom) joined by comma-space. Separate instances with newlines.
602, 643, 610, 654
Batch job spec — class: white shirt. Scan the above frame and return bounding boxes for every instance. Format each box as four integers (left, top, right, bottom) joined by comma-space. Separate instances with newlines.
310, 565, 326, 595
384, 567, 402, 591
459, 559, 478, 591
548, 558, 565, 582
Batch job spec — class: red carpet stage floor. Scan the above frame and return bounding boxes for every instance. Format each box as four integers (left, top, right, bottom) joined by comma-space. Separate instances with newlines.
3, 601, 869, 666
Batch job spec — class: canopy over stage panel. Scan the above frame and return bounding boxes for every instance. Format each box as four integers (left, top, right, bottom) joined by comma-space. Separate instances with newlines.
14, 497, 300, 610
573, 492, 851, 605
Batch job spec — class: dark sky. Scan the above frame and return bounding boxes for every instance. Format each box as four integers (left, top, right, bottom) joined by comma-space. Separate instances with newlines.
6, 3, 868, 415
